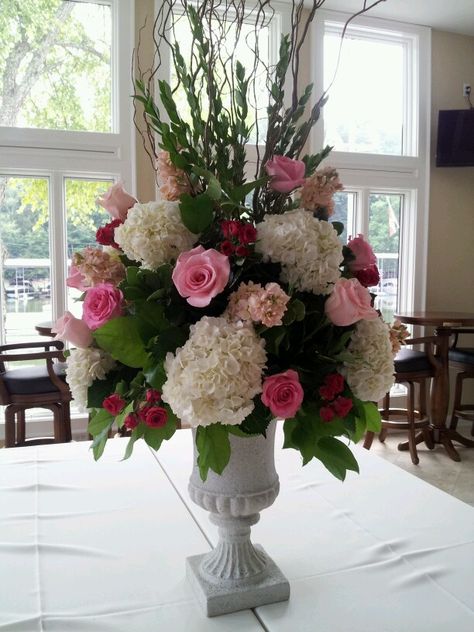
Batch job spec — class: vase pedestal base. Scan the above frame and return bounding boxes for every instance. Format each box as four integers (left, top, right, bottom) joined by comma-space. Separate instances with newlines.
186, 545, 290, 617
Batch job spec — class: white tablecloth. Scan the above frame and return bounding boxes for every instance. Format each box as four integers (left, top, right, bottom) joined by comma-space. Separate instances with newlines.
1, 428, 474, 631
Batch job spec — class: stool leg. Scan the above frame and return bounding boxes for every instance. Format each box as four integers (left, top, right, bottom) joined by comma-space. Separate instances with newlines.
379, 392, 390, 443
52, 404, 64, 443
449, 373, 463, 430
16, 410, 26, 445
5, 406, 16, 448
62, 401, 72, 442
407, 382, 419, 465
363, 431, 374, 449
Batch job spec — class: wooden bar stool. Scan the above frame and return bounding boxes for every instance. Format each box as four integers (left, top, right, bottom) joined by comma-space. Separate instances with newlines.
0, 340, 72, 448
449, 328, 474, 435
364, 336, 441, 464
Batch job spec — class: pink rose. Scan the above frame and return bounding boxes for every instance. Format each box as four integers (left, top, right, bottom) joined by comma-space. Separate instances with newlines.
103, 394, 126, 416
265, 155, 306, 193
96, 183, 136, 221
82, 283, 123, 330
325, 278, 378, 327
347, 234, 377, 272
66, 265, 88, 291
172, 246, 230, 308
261, 369, 304, 419
52, 311, 93, 348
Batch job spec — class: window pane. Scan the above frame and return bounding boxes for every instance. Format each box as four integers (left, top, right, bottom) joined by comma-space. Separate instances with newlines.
0, 177, 51, 345
324, 27, 404, 155
65, 178, 113, 318
170, 11, 270, 144
368, 193, 402, 324
0, 2, 112, 132
332, 191, 356, 244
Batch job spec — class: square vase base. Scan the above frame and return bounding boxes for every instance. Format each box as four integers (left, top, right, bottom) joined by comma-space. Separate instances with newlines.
186, 545, 290, 617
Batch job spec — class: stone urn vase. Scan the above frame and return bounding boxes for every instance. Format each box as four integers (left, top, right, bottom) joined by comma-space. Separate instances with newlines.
186, 421, 290, 617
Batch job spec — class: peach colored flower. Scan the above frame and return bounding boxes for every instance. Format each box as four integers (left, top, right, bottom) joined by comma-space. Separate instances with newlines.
71, 248, 126, 288
156, 151, 191, 201
299, 167, 343, 216
228, 281, 290, 327
389, 319, 410, 355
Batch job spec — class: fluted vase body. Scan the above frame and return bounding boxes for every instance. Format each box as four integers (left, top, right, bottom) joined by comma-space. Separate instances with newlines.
186, 421, 290, 617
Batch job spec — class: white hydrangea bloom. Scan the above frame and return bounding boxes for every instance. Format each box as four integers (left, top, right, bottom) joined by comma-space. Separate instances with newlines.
255, 209, 343, 295
114, 200, 196, 269
162, 316, 267, 427
66, 348, 116, 411
342, 317, 395, 402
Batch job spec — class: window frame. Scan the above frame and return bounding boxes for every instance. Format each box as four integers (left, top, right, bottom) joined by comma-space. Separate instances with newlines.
0, 0, 136, 345
311, 10, 431, 315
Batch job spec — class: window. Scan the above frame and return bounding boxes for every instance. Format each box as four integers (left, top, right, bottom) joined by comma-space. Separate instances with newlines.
0, 0, 135, 349
313, 12, 430, 326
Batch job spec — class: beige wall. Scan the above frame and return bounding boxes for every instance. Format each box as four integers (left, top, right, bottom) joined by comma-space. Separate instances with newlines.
135, 0, 157, 202
427, 30, 474, 312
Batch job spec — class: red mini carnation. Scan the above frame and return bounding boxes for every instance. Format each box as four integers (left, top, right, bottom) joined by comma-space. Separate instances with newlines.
332, 396, 353, 418
96, 218, 123, 249
239, 223, 257, 244
355, 264, 380, 288
145, 389, 162, 403
320, 406, 335, 423
221, 220, 240, 239
103, 393, 126, 416
219, 240, 235, 256
235, 245, 250, 258
319, 373, 345, 400
124, 413, 139, 430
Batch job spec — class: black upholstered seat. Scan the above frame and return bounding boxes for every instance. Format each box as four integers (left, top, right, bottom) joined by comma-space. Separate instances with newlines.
449, 347, 474, 365
394, 349, 431, 373
2, 363, 67, 395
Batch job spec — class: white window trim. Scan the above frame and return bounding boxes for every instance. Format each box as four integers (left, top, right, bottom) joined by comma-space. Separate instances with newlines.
311, 10, 431, 315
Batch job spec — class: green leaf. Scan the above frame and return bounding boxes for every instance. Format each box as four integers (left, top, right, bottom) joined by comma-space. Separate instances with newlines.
93, 317, 149, 368
179, 192, 214, 233
123, 424, 147, 460
228, 177, 268, 203
88, 408, 113, 436
196, 424, 231, 481
314, 437, 359, 481
362, 401, 382, 432
150, 327, 188, 357
332, 221, 344, 236
115, 402, 134, 429
91, 423, 113, 461
87, 375, 117, 409
143, 359, 167, 390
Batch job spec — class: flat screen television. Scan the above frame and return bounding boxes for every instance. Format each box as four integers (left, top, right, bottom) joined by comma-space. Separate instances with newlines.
436, 109, 474, 167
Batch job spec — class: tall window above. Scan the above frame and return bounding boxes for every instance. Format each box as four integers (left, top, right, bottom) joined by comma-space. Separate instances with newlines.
323, 22, 418, 156
0, 1, 112, 132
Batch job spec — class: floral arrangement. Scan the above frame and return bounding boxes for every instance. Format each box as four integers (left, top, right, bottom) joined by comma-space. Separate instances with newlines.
53, 0, 392, 481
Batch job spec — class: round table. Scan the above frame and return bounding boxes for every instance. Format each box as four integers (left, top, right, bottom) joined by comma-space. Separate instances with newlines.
395, 311, 474, 461
35, 321, 54, 337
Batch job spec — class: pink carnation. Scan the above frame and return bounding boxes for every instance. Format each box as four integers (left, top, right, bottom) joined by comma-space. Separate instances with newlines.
228, 281, 290, 327
299, 167, 343, 215
156, 151, 191, 201
325, 278, 378, 327
82, 283, 123, 330
172, 245, 230, 308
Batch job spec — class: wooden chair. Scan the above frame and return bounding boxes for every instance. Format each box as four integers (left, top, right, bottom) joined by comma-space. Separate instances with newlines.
0, 340, 72, 448
449, 328, 474, 435
364, 336, 441, 464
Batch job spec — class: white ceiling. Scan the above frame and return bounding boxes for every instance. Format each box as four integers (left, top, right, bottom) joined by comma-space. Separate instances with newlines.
320, 0, 474, 36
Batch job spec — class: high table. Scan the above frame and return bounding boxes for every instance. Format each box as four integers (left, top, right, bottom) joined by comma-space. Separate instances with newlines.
1, 430, 474, 631
395, 311, 474, 461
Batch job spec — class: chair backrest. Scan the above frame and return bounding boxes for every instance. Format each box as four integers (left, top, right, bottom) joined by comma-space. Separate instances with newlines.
402, 335, 443, 375
0, 340, 70, 404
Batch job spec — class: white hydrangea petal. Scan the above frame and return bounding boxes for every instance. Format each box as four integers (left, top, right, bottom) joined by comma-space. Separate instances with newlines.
66, 348, 116, 412
161, 316, 267, 427
255, 209, 343, 295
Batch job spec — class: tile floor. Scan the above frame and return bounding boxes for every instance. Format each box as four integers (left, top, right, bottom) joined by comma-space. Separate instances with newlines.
367, 418, 474, 506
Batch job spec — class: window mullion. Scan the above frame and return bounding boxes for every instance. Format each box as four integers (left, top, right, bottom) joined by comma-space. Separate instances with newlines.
50, 173, 68, 323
